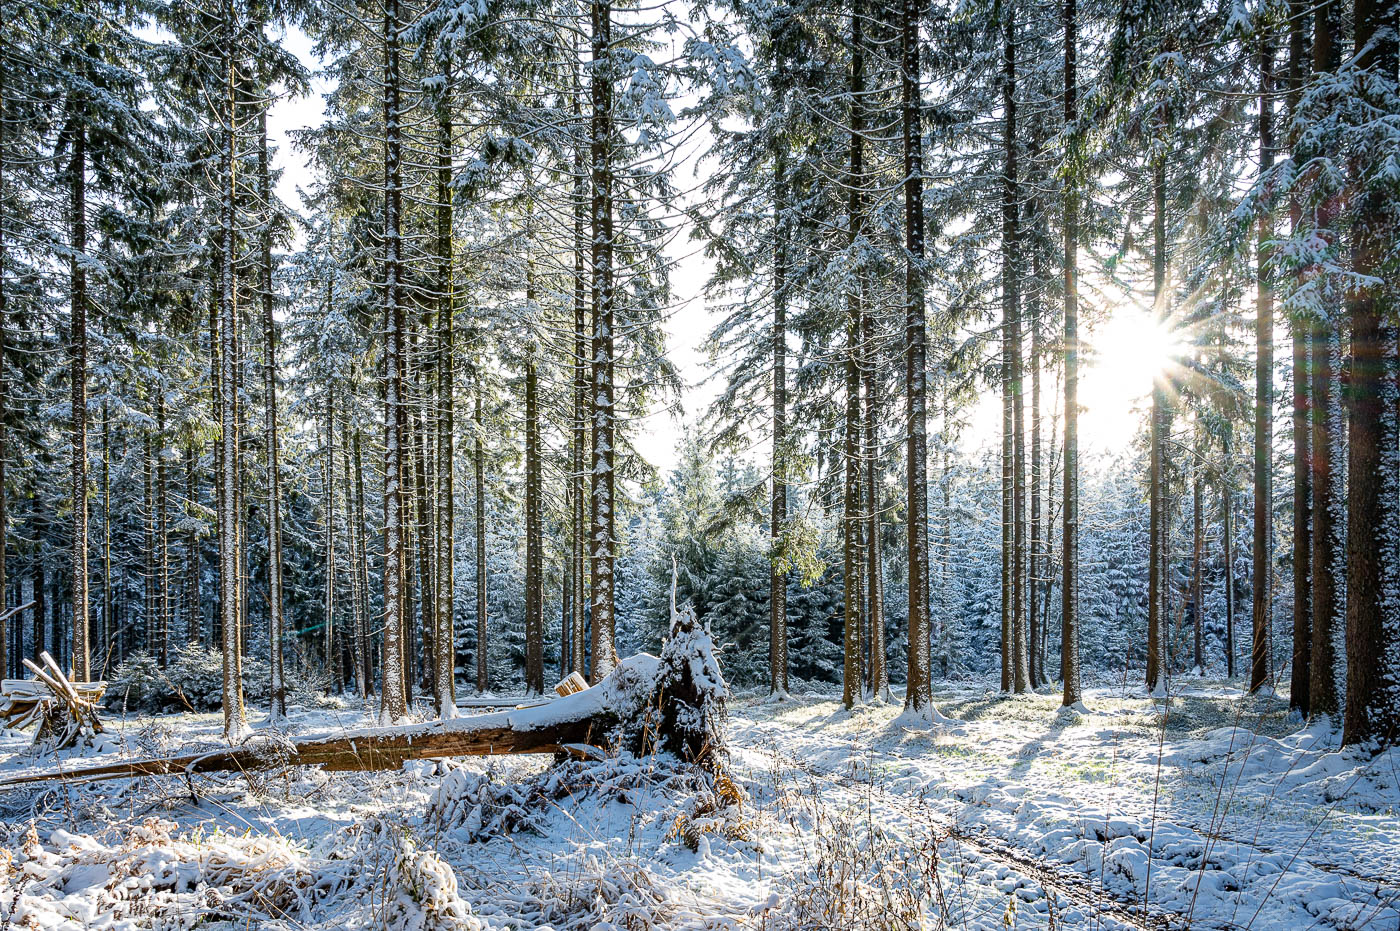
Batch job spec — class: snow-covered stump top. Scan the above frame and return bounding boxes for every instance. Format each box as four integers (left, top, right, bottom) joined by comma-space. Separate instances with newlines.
599, 596, 728, 768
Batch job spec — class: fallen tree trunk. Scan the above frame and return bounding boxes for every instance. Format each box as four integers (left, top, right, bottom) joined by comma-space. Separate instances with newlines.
1, 598, 726, 788
0, 710, 599, 786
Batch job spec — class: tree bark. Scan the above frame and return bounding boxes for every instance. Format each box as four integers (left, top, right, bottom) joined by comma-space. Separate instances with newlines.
570, 44, 589, 679
1147, 156, 1169, 697
588, 0, 618, 682
104, 407, 115, 658
901, 0, 932, 716
1342, 0, 1399, 748
474, 390, 488, 693
343, 422, 368, 698
156, 393, 169, 667
1060, 0, 1081, 708
1001, 0, 1029, 694
218, 9, 244, 736
842, 0, 866, 712
863, 300, 885, 700
1223, 453, 1235, 679
183, 448, 197, 649
380, 0, 408, 722
324, 387, 339, 692
1250, 32, 1275, 695
1029, 268, 1042, 690
258, 110, 285, 719
34, 563, 45, 665
770, 144, 789, 698
1286, 0, 1311, 716
410, 330, 433, 702
145, 428, 155, 655
523, 283, 544, 696
1308, 0, 1342, 722
0, 61, 6, 682
435, 91, 456, 716
69, 84, 89, 683
1193, 452, 1204, 671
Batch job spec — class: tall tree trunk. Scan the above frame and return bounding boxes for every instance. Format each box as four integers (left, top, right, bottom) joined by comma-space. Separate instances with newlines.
524, 285, 544, 696
901, 0, 932, 716
1286, 0, 1312, 716
1001, 0, 1029, 694
34, 562, 45, 664
343, 422, 367, 698
183, 448, 197, 648
324, 387, 339, 692
399, 345, 415, 706
1043, 377, 1059, 679
105, 407, 115, 657
379, 0, 408, 722
474, 390, 488, 693
842, 0, 866, 712
145, 428, 155, 654
864, 305, 886, 700
1006, 4, 1029, 694
401, 334, 423, 705
0, 61, 6, 682
770, 145, 789, 698
156, 393, 169, 667
410, 329, 432, 700
1060, 0, 1082, 708
1250, 32, 1275, 695
218, 11, 244, 736
1223, 456, 1236, 678
1001, 350, 1012, 692
1308, 0, 1342, 721
1030, 274, 1042, 690
570, 44, 588, 679
936, 391, 952, 678
588, 0, 618, 683
69, 90, 89, 683
1193, 452, 1204, 671
1342, 0, 1399, 748
258, 110, 285, 719
1147, 156, 1169, 697
435, 92, 456, 716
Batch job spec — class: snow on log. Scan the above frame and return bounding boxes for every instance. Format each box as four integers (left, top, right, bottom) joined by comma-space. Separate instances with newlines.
0, 601, 727, 788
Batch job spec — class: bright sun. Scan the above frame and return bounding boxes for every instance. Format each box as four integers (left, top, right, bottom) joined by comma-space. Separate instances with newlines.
1085, 309, 1186, 399
961, 306, 1191, 457
1078, 308, 1188, 451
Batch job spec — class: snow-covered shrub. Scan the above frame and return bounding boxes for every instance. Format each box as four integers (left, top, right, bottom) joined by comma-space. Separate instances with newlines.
426, 765, 535, 842
286, 663, 345, 709
107, 644, 271, 713
3, 818, 320, 927
382, 831, 484, 931
667, 767, 753, 852
540, 857, 675, 931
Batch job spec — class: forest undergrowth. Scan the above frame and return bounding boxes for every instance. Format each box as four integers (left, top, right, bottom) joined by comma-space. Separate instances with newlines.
2, 686, 1397, 930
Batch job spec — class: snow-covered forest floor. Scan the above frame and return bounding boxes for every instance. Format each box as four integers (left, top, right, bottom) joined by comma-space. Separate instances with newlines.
3, 685, 1397, 930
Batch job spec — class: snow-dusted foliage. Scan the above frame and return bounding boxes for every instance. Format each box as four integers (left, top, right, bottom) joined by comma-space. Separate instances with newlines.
426, 764, 534, 842
108, 646, 270, 714
378, 825, 486, 931
106, 646, 341, 715
2, 819, 320, 926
